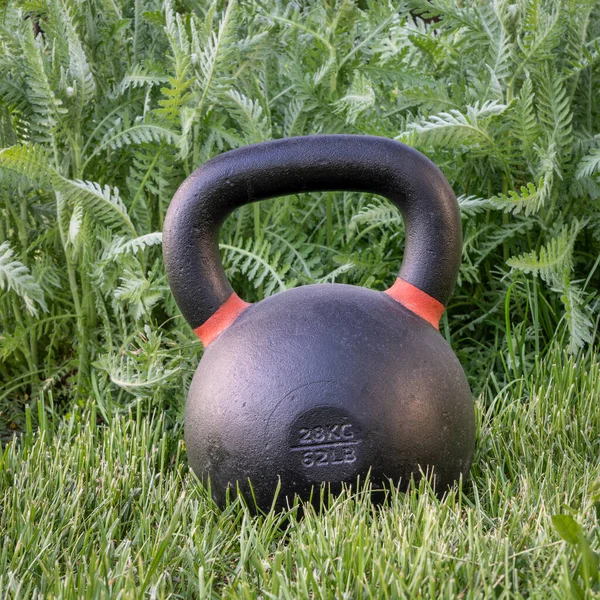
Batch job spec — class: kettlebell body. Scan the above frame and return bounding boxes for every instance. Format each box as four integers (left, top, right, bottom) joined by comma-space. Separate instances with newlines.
164, 135, 475, 511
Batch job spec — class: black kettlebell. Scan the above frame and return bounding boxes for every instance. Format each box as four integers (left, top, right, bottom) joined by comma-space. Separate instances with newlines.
163, 135, 475, 511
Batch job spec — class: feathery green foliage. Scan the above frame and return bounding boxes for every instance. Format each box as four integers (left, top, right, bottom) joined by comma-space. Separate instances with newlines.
0, 0, 598, 432
0, 242, 46, 316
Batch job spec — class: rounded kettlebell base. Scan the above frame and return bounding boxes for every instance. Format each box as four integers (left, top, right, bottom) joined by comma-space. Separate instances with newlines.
185, 284, 475, 511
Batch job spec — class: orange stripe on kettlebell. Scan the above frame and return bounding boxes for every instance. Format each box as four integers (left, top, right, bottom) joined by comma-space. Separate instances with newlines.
385, 278, 445, 329
194, 293, 251, 346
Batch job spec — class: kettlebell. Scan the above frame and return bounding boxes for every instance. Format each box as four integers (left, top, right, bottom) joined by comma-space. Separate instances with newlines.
163, 135, 475, 511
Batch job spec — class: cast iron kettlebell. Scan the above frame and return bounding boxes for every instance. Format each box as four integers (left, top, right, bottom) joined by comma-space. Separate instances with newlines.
163, 135, 475, 511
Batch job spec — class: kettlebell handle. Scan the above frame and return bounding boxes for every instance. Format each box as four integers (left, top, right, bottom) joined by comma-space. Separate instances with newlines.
163, 135, 462, 343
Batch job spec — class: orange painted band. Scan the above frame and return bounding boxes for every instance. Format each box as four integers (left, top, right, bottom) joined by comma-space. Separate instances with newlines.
196, 280, 442, 344
194, 293, 251, 346
385, 278, 445, 329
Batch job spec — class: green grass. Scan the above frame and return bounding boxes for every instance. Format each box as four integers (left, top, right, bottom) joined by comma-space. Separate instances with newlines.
1, 342, 599, 599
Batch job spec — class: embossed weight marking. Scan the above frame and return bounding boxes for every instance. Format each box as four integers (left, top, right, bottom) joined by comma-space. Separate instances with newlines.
290, 422, 362, 469
298, 447, 358, 469
297, 423, 356, 445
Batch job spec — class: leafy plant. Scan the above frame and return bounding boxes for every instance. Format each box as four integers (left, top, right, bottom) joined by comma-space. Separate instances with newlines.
0, 0, 599, 433
552, 479, 600, 597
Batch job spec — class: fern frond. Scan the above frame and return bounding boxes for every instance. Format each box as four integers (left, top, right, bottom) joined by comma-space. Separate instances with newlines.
491, 181, 544, 216
93, 118, 179, 157
480, 2, 513, 84
535, 143, 557, 207
105, 232, 163, 260
576, 148, 600, 179
97, 327, 182, 396
561, 281, 593, 352
0, 143, 54, 185
195, 0, 238, 114
568, 38, 600, 75
0, 144, 136, 235
61, 2, 96, 109
515, 0, 564, 78
400, 101, 506, 147
120, 65, 168, 94
536, 67, 573, 152
511, 76, 540, 160
19, 22, 67, 143
507, 221, 580, 287
221, 239, 290, 296
318, 262, 354, 283
157, 0, 193, 123
114, 263, 165, 321
68, 201, 84, 248
333, 72, 375, 125
103, 360, 181, 394
0, 70, 29, 120
457, 195, 495, 216
226, 90, 271, 144
58, 179, 137, 237
474, 220, 533, 266
283, 98, 306, 137
349, 200, 400, 231
0, 241, 47, 316
313, 56, 337, 88
264, 230, 317, 280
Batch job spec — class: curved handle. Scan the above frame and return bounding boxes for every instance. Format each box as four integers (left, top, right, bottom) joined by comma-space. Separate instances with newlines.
163, 135, 462, 343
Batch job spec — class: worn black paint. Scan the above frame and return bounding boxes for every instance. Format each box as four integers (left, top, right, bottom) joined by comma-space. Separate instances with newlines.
163, 135, 475, 511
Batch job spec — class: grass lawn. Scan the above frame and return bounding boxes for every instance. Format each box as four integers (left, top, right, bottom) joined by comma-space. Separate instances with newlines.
1, 342, 599, 599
